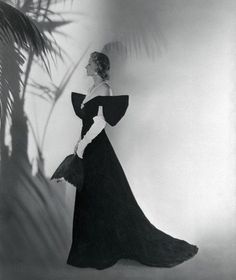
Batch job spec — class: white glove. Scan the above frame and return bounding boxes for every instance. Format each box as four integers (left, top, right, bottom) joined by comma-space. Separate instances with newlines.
76, 106, 106, 158
73, 140, 80, 154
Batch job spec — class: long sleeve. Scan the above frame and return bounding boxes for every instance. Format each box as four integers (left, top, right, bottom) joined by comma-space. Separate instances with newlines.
76, 105, 106, 158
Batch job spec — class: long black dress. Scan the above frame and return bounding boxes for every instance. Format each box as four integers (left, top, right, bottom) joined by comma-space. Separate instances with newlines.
66, 92, 198, 270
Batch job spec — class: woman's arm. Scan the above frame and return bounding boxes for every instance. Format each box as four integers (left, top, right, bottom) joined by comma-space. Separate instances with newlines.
75, 84, 111, 158
75, 106, 106, 158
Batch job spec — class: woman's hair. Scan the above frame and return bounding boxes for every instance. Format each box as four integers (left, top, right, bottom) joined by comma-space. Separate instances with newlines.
90, 51, 110, 80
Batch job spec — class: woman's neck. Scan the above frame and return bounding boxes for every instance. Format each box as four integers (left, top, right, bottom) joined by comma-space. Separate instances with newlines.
92, 75, 104, 86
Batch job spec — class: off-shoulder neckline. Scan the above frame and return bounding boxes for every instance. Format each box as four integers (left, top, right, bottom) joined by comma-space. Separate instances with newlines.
82, 82, 112, 108
81, 95, 100, 108
71, 92, 128, 110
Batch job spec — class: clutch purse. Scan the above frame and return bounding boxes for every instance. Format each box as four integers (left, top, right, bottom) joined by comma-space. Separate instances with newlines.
50, 153, 84, 191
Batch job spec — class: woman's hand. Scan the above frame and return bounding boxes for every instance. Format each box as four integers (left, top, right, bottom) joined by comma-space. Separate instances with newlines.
75, 138, 88, 159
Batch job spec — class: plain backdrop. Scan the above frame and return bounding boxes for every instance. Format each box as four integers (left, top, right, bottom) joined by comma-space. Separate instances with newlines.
24, 1, 236, 279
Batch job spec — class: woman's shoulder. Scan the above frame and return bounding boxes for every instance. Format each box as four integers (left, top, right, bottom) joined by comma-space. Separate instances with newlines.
96, 94, 129, 126
95, 82, 111, 97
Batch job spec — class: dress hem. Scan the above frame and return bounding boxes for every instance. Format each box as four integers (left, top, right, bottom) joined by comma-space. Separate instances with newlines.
66, 246, 198, 270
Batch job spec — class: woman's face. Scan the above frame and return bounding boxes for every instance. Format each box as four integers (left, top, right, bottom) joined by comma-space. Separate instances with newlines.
85, 57, 97, 77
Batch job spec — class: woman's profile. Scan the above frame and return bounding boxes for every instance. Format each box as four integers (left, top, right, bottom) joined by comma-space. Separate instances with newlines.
52, 51, 198, 270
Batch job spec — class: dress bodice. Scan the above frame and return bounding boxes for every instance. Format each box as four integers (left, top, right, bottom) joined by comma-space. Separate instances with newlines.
81, 81, 113, 109
71, 92, 129, 137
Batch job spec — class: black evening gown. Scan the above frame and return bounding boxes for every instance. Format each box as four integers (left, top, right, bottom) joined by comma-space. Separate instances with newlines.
66, 92, 198, 270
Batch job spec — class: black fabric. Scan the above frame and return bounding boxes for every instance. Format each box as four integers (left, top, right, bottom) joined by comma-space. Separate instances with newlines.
71, 92, 129, 126
71, 92, 84, 117
66, 93, 198, 269
50, 154, 84, 191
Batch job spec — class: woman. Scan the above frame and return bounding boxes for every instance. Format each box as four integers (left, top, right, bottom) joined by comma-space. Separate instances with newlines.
65, 51, 198, 269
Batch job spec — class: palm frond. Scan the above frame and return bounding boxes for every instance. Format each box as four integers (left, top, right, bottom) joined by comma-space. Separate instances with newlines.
0, 98, 2, 127
102, 41, 128, 58
0, 42, 24, 134
91, 0, 164, 58
40, 45, 90, 151
28, 80, 56, 102
36, 20, 72, 34
0, 1, 47, 55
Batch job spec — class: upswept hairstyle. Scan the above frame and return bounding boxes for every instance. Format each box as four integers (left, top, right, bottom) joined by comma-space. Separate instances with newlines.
90, 51, 110, 80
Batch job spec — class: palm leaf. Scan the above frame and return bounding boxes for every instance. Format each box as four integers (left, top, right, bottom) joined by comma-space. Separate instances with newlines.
90, 0, 164, 58
40, 45, 90, 151
0, 98, 2, 127
36, 20, 72, 34
0, 1, 47, 55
